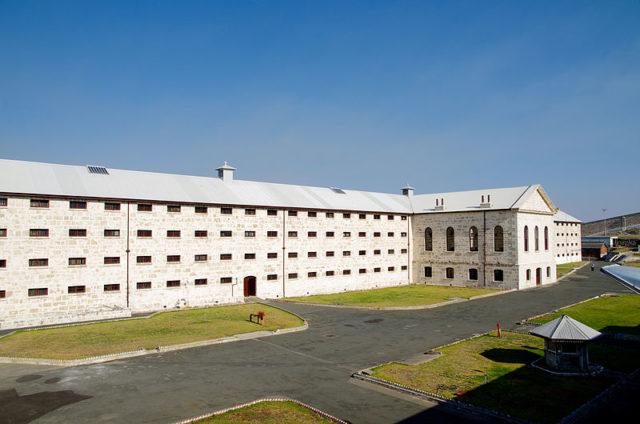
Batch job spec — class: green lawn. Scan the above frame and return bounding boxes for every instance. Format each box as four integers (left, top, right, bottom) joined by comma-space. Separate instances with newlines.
530, 294, 640, 336
286, 284, 502, 307
371, 332, 615, 424
556, 261, 588, 277
193, 401, 335, 424
0, 304, 303, 360
623, 262, 640, 268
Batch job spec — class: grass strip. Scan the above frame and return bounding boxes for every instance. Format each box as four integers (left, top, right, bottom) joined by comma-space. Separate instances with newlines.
192, 401, 335, 424
287, 284, 501, 307
530, 294, 640, 336
371, 332, 616, 424
0, 304, 303, 360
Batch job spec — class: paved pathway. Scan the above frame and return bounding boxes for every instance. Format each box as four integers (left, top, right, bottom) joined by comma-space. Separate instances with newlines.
0, 262, 633, 424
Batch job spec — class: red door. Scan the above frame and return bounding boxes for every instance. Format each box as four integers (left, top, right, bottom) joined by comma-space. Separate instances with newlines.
536, 268, 542, 286
243, 276, 256, 296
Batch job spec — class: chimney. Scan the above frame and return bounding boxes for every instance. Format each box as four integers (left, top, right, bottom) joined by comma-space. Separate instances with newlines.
216, 161, 236, 182
480, 193, 491, 208
401, 184, 414, 197
435, 197, 444, 211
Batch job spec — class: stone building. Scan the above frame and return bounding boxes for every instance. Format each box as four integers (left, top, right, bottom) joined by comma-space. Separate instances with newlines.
553, 210, 582, 264
0, 158, 558, 329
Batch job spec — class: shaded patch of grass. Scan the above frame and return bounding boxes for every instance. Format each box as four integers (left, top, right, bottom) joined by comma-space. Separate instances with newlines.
623, 262, 640, 268
193, 401, 335, 424
287, 284, 501, 307
371, 332, 615, 424
530, 294, 640, 336
556, 261, 588, 277
0, 304, 303, 360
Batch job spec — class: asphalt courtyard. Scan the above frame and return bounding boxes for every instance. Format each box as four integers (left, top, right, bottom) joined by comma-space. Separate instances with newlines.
0, 262, 634, 424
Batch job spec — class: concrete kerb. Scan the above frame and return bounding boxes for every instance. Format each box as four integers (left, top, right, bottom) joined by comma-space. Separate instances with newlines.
170, 396, 349, 424
275, 288, 516, 311
0, 305, 308, 367
523, 292, 621, 324
556, 261, 590, 281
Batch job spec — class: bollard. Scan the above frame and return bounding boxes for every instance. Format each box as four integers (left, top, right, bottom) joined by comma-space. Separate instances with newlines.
497, 322, 501, 337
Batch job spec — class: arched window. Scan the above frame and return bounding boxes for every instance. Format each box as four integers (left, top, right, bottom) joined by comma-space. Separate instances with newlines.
424, 228, 433, 251
446, 227, 455, 251
524, 225, 529, 252
469, 226, 478, 251
535, 226, 539, 251
544, 226, 549, 251
494, 226, 504, 252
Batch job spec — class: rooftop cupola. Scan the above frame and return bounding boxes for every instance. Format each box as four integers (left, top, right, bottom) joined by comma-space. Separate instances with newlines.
216, 161, 236, 182
401, 184, 414, 197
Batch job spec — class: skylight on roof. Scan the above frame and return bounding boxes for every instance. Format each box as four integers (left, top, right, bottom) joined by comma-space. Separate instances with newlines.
87, 165, 109, 175
329, 187, 346, 194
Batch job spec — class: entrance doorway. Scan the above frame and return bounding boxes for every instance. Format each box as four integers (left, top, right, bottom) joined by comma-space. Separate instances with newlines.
536, 268, 542, 286
243, 276, 256, 296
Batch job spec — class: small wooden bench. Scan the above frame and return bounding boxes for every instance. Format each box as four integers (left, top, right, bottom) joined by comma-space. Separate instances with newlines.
249, 311, 265, 325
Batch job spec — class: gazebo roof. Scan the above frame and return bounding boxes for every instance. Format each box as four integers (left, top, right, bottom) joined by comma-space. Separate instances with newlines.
529, 315, 601, 342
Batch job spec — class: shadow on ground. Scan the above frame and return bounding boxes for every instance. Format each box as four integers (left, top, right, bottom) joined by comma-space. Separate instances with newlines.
0, 388, 92, 424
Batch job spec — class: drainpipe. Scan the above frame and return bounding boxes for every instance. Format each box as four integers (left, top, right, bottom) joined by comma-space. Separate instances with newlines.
126, 202, 131, 308
282, 210, 286, 298
407, 215, 411, 284
483, 211, 487, 288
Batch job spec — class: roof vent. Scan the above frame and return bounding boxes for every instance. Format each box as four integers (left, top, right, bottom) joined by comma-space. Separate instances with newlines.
330, 187, 346, 194
480, 194, 491, 208
435, 198, 444, 211
216, 161, 236, 182
401, 185, 414, 197
87, 165, 109, 175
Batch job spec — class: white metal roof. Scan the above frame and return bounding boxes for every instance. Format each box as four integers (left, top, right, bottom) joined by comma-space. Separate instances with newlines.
529, 315, 601, 341
0, 158, 547, 214
554, 210, 582, 223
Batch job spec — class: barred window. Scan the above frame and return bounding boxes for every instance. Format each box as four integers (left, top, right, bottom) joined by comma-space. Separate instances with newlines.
220, 253, 232, 260
137, 230, 152, 237
195, 230, 208, 237
70, 200, 87, 209
288, 210, 297, 216
245, 231, 256, 238
105, 202, 120, 210
221, 207, 232, 215
167, 230, 181, 238
195, 279, 208, 285
69, 229, 87, 237
267, 274, 277, 280
245, 253, 256, 259
29, 258, 48, 267
138, 203, 152, 211
68, 257, 86, 266
308, 211, 317, 217
30, 229, 49, 237
68, 285, 86, 293
166, 280, 180, 287
195, 206, 208, 214
30, 199, 49, 208
28, 288, 48, 296
220, 231, 232, 237
446, 227, 455, 251
195, 254, 207, 262
104, 257, 120, 264
137, 282, 151, 289
494, 226, 504, 252
221, 277, 233, 284
245, 208, 256, 215
267, 231, 278, 237
137, 256, 151, 264
167, 205, 181, 212
104, 284, 120, 291
104, 229, 120, 237
267, 252, 278, 259
267, 209, 278, 216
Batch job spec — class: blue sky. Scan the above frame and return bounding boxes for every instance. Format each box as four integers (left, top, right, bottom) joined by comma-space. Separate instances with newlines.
0, 0, 638, 222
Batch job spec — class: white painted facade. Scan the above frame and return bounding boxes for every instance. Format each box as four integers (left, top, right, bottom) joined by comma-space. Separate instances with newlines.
552, 211, 582, 265
0, 159, 559, 330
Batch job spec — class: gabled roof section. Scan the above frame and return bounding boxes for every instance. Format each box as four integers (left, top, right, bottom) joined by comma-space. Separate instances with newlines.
554, 210, 582, 223
511, 184, 557, 214
529, 315, 601, 341
0, 158, 411, 213
411, 186, 532, 214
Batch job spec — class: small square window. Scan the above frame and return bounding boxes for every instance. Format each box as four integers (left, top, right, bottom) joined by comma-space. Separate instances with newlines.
358, 232, 366, 237
374, 267, 381, 273
374, 232, 381, 237
245, 231, 256, 238
221, 207, 232, 215
31, 199, 49, 208
69, 229, 87, 237
308, 211, 317, 217
195, 254, 208, 262
288, 210, 297, 217
387, 215, 394, 220
373, 214, 380, 220
0, 290, 6, 298
388, 266, 395, 272
220, 253, 232, 260
343, 269, 351, 275
267, 231, 278, 237
494, 269, 504, 282
308, 271, 317, 278
359, 250, 366, 256
195, 278, 208, 285
326, 251, 335, 257
288, 252, 298, 258
137, 204, 152, 212
137, 282, 152, 289
104, 257, 120, 264
167, 205, 181, 213
401, 232, 407, 237
401, 216, 407, 221
137, 256, 152, 264
424, 266, 432, 277
401, 248, 408, 254
0, 259, 6, 268
326, 270, 335, 276
401, 265, 408, 270
104, 284, 120, 292
343, 251, 351, 256
68, 257, 86, 266
267, 274, 278, 280
245, 208, 256, 215
308, 251, 317, 258
374, 249, 381, 255
0, 198, 6, 207
28, 288, 48, 296
245, 253, 256, 260
359, 268, 366, 274
388, 249, 395, 254
388, 232, 394, 237
326, 212, 334, 218
104, 229, 120, 237
195, 206, 208, 214
220, 277, 233, 284
326, 231, 335, 237
267, 252, 278, 259
220, 231, 232, 237
70, 200, 87, 209
167, 230, 181, 238
308, 231, 317, 238
288, 231, 298, 238
343, 232, 351, 237
166, 280, 180, 287
359, 214, 366, 219
288, 273, 298, 279
267, 209, 278, 216
68, 285, 86, 293
195, 230, 208, 238
0, 229, 5, 237
137, 230, 152, 237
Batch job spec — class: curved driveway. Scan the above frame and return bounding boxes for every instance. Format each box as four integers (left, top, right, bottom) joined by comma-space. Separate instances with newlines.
0, 263, 632, 424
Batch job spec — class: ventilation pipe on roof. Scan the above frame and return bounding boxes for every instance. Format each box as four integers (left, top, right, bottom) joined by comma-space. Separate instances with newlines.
401, 185, 414, 197
216, 161, 236, 182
